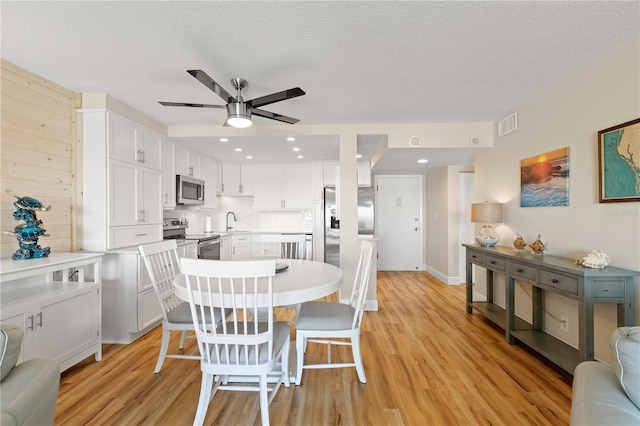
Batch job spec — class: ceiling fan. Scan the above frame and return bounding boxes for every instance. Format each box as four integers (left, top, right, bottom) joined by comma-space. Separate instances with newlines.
159, 70, 305, 128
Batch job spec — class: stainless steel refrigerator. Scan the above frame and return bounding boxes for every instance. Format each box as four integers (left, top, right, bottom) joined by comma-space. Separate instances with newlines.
324, 186, 375, 267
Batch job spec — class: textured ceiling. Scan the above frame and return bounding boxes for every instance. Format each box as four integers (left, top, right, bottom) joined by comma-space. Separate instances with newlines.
2, 1, 639, 173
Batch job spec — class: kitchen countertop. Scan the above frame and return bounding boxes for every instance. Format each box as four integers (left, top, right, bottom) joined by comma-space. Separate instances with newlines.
106, 239, 198, 254
203, 230, 313, 237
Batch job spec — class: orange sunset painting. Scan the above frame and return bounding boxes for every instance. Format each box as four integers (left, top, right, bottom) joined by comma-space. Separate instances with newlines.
520, 147, 570, 207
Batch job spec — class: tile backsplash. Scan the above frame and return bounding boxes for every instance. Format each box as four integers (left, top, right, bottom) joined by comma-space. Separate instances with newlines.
165, 195, 313, 234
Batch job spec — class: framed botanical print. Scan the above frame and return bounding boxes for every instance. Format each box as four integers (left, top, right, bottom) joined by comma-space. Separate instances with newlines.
598, 118, 640, 203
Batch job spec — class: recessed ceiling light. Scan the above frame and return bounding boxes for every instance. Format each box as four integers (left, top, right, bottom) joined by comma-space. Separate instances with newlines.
246, 155, 253, 160
356, 154, 362, 159
297, 155, 304, 159
287, 137, 295, 142
220, 138, 228, 142
418, 158, 428, 164
292, 147, 300, 152
235, 148, 242, 152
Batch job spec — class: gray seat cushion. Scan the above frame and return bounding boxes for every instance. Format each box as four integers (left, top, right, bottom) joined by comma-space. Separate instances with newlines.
296, 301, 355, 331
167, 301, 229, 324
207, 322, 290, 364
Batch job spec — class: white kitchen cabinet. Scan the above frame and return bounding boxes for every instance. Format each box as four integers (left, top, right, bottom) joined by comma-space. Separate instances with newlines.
284, 164, 313, 208
245, 164, 312, 209
163, 138, 176, 209
82, 110, 163, 251
231, 234, 251, 260
220, 236, 232, 260
247, 165, 282, 208
214, 160, 223, 193
102, 242, 197, 344
221, 163, 243, 193
108, 159, 163, 227
200, 155, 217, 209
176, 144, 201, 178
0, 253, 103, 372
108, 112, 162, 171
323, 162, 339, 186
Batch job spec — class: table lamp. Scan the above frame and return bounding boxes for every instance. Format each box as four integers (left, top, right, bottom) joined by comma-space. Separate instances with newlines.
471, 202, 503, 247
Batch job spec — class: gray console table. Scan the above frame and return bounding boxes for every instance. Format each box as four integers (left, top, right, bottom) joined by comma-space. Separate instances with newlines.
463, 244, 638, 374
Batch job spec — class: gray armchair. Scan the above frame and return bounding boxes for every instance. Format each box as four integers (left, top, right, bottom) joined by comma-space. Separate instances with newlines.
0, 323, 60, 426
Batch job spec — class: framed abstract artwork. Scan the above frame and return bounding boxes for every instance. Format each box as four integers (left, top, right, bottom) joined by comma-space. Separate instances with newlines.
520, 147, 570, 207
598, 118, 640, 203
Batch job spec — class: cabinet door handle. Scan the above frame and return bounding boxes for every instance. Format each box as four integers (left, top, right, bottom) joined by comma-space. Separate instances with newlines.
552, 278, 559, 284
490, 261, 496, 265
517, 268, 524, 273
135, 233, 148, 237
36, 312, 43, 328
27, 315, 34, 331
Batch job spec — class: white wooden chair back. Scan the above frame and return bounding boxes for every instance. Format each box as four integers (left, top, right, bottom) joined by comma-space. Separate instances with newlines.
139, 240, 182, 320
348, 240, 375, 330
180, 258, 277, 369
259, 234, 309, 260
179, 258, 289, 425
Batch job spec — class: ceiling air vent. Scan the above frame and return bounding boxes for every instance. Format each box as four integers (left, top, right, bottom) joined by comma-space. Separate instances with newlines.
498, 111, 518, 137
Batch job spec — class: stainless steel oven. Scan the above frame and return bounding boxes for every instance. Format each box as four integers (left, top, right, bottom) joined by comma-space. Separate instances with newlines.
197, 238, 221, 260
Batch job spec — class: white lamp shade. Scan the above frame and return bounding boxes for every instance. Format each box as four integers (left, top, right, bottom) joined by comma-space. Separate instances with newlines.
471, 202, 503, 224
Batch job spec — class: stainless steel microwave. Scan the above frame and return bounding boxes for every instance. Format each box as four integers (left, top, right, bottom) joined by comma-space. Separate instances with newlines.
176, 175, 205, 205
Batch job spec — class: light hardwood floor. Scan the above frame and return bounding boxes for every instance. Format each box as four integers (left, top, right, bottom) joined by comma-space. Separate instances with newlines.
55, 271, 573, 425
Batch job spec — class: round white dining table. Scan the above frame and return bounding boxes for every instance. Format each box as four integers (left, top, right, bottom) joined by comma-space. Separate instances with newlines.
173, 259, 343, 307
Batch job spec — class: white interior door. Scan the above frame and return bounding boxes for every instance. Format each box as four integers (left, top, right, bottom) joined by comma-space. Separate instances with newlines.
376, 176, 423, 270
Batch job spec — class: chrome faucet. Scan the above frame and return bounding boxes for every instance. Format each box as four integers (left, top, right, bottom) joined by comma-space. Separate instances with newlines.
225, 211, 238, 232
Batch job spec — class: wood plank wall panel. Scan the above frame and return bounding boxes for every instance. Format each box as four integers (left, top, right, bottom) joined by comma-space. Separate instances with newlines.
0, 59, 79, 258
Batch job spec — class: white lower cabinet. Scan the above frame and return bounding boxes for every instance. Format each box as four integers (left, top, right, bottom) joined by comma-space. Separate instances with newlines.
0, 253, 103, 372
231, 234, 252, 260
102, 242, 197, 344
220, 236, 232, 260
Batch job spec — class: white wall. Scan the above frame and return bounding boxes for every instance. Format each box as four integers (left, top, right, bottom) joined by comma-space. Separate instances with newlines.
474, 37, 640, 363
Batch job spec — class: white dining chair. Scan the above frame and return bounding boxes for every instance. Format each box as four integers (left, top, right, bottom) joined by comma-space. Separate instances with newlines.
139, 240, 228, 373
180, 258, 290, 426
294, 239, 374, 385
259, 234, 309, 260
258, 234, 310, 321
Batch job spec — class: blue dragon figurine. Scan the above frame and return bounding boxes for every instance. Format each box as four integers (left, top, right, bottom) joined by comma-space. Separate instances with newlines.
3, 196, 51, 260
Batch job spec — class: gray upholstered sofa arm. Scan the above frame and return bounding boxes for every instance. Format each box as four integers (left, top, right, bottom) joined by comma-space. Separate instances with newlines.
0, 323, 61, 426
571, 361, 640, 425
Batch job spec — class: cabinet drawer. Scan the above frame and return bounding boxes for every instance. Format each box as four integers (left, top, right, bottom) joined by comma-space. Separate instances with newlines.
539, 270, 578, 295
109, 225, 162, 249
484, 255, 505, 271
467, 251, 484, 265
232, 234, 251, 244
509, 262, 537, 282
592, 281, 624, 298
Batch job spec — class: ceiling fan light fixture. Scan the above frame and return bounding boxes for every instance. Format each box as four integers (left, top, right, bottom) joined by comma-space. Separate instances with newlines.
226, 103, 252, 128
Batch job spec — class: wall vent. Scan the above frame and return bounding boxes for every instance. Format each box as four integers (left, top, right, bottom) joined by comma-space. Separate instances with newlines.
498, 111, 518, 137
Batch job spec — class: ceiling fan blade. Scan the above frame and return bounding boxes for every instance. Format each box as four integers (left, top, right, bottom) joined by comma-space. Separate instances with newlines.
159, 101, 226, 108
187, 70, 234, 103
252, 108, 299, 124
247, 87, 305, 108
